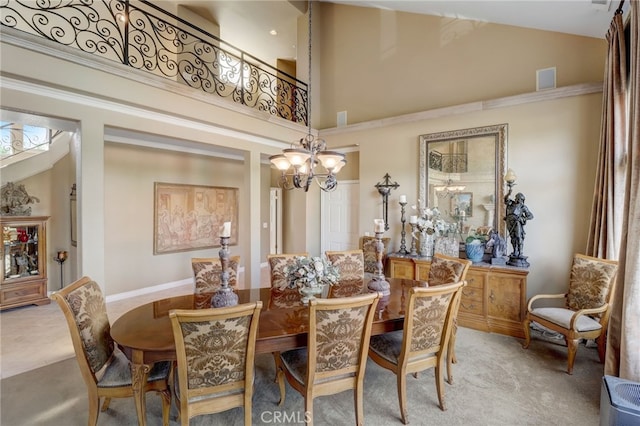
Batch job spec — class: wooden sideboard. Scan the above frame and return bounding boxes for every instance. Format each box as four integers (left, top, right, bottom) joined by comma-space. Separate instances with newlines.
388, 255, 528, 338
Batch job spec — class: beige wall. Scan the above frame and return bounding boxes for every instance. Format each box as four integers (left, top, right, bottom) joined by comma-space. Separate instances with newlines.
324, 92, 602, 298
317, 3, 606, 128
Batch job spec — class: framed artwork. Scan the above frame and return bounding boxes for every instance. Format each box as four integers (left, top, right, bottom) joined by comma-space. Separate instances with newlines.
153, 182, 238, 254
450, 192, 473, 217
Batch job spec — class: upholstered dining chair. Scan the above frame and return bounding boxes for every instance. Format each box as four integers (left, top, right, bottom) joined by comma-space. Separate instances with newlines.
368, 281, 464, 424
191, 256, 240, 309
276, 292, 381, 426
267, 252, 308, 309
169, 301, 262, 426
325, 249, 365, 298
427, 253, 472, 384
51, 276, 171, 426
361, 236, 391, 274
523, 253, 618, 374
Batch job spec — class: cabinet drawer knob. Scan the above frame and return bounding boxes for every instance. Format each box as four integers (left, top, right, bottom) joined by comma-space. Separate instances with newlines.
489, 290, 495, 302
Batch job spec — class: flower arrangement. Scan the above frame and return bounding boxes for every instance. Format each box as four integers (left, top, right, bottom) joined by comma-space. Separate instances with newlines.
410, 202, 452, 237
281, 256, 340, 290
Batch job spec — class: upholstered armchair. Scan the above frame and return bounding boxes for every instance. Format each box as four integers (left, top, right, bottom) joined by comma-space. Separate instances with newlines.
522, 253, 618, 374
368, 281, 464, 424
326, 249, 365, 298
276, 292, 381, 426
191, 256, 240, 309
51, 277, 171, 426
169, 302, 262, 426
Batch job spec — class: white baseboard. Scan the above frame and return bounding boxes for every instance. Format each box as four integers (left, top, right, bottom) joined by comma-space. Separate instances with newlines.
105, 278, 192, 303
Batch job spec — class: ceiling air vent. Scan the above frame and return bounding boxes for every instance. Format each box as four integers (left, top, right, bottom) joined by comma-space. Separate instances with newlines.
591, 0, 612, 11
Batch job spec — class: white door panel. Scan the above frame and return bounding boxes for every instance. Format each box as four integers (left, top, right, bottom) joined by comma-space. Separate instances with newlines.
321, 181, 359, 253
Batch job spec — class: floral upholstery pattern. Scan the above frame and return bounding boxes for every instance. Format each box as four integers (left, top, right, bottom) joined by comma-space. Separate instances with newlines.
192, 257, 240, 309
179, 316, 250, 389
566, 254, 618, 315
65, 280, 114, 374
369, 292, 453, 363
326, 250, 365, 298
428, 255, 467, 286
361, 236, 390, 273
268, 253, 307, 308
315, 306, 368, 371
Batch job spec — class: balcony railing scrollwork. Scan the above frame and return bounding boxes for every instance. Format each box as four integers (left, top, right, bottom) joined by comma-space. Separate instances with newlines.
0, 0, 308, 125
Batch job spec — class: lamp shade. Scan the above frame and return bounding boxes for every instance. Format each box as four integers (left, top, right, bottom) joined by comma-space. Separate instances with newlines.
269, 154, 291, 171
317, 150, 345, 171
283, 148, 311, 166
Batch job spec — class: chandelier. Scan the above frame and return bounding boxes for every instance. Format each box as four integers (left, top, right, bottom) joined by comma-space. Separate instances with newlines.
269, 1, 346, 192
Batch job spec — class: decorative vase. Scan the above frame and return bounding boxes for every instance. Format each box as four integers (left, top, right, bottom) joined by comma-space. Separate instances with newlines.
434, 236, 459, 257
466, 240, 485, 263
299, 285, 323, 304
419, 231, 434, 258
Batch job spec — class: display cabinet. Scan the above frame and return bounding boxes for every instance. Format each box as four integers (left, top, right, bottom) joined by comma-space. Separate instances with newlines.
1, 216, 50, 310
388, 255, 528, 338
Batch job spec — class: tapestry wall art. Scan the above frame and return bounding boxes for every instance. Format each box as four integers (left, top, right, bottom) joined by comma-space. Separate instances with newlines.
153, 182, 238, 254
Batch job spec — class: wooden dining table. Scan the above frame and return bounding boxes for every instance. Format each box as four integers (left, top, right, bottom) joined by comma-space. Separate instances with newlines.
110, 277, 427, 426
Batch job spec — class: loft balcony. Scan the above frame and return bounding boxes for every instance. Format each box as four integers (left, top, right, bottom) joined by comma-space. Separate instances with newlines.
0, 0, 308, 126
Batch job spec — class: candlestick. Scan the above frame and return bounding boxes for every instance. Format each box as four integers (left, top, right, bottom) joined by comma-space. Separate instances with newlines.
398, 200, 409, 255
220, 221, 231, 238
367, 231, 390, 296
54, 251, 68, 290
409, 223, 418, 256
211, 236, 238, 308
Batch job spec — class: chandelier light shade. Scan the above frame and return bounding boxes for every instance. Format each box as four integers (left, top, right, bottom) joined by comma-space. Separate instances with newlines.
269, 1, 346, 192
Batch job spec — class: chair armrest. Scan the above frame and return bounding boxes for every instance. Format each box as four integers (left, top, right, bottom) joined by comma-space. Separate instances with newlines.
526, 293, 566, 312
569, 304, 608, 331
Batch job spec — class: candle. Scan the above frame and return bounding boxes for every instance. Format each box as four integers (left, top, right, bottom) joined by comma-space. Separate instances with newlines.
399, 194, 407, 203
460, 210, 466, 218
220, 221, 231, 238
374, 219, 385, 233
505, 168, 517, 184
409, 215, 418, 224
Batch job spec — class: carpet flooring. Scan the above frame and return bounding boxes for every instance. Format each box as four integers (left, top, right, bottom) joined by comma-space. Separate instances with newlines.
0, 327, 603, 426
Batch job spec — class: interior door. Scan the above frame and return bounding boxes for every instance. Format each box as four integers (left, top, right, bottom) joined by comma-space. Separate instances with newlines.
321, 181, 359, 252
269, 187, 282, 254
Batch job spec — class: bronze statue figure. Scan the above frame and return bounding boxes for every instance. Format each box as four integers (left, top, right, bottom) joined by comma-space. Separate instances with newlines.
504, 187, 534, 267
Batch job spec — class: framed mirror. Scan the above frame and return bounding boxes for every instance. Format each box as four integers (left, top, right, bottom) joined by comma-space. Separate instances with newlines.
419, 123, 507, 237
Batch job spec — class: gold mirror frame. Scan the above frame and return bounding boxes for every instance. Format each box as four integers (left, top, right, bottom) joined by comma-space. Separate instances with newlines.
419, 123, 508, 237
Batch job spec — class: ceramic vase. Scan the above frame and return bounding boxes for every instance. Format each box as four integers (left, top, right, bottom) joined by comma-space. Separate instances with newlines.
299, 285, 323, 304
419, 231, 434, 258
466, 241, 485, 263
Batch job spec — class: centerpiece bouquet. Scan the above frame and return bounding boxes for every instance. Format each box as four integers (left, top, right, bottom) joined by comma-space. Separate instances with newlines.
282, 256, 340, 303
411, 201, 454, 257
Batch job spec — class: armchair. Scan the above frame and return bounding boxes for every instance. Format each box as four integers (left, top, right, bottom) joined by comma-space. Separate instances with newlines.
522, 253, 618, 374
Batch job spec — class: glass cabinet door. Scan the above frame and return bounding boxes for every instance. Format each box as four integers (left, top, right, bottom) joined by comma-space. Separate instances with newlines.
2, 222, 43, 283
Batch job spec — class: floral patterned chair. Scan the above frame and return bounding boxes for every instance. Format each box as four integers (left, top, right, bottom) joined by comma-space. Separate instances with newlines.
428, 253, 472, 384
169, 301, 263, 426
191, 256, 240, 309
325, 249, 365, 298
361, 236, 391, 274
275, 292, 381, 426
368, 281, 464, 423
523, 253, 618, 374
51, 276, 171, 426
267, 252, 308, 309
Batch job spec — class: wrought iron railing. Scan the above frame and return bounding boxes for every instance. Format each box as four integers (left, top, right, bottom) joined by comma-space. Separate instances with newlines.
428, 151, 468, 173
0, 0, 308, 125
0, 123, 61, 160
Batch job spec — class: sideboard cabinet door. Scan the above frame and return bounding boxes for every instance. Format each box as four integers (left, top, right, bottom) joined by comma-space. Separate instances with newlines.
486, 269, 527, 338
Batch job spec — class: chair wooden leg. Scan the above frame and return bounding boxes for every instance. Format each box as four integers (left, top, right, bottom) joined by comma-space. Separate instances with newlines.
435, 362, 446, 411
355, 383, 364, 426
88, 394, 100, 426
397, 373, 409, 425
446, 327, 457, 385
244, 403, 252, 426
566, 338, 580, 375
522, 317, 531, 349
305, 396, 314, 426
276, 368, 286, 406
160, 388, 171, 426
100, 397, 111, 412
